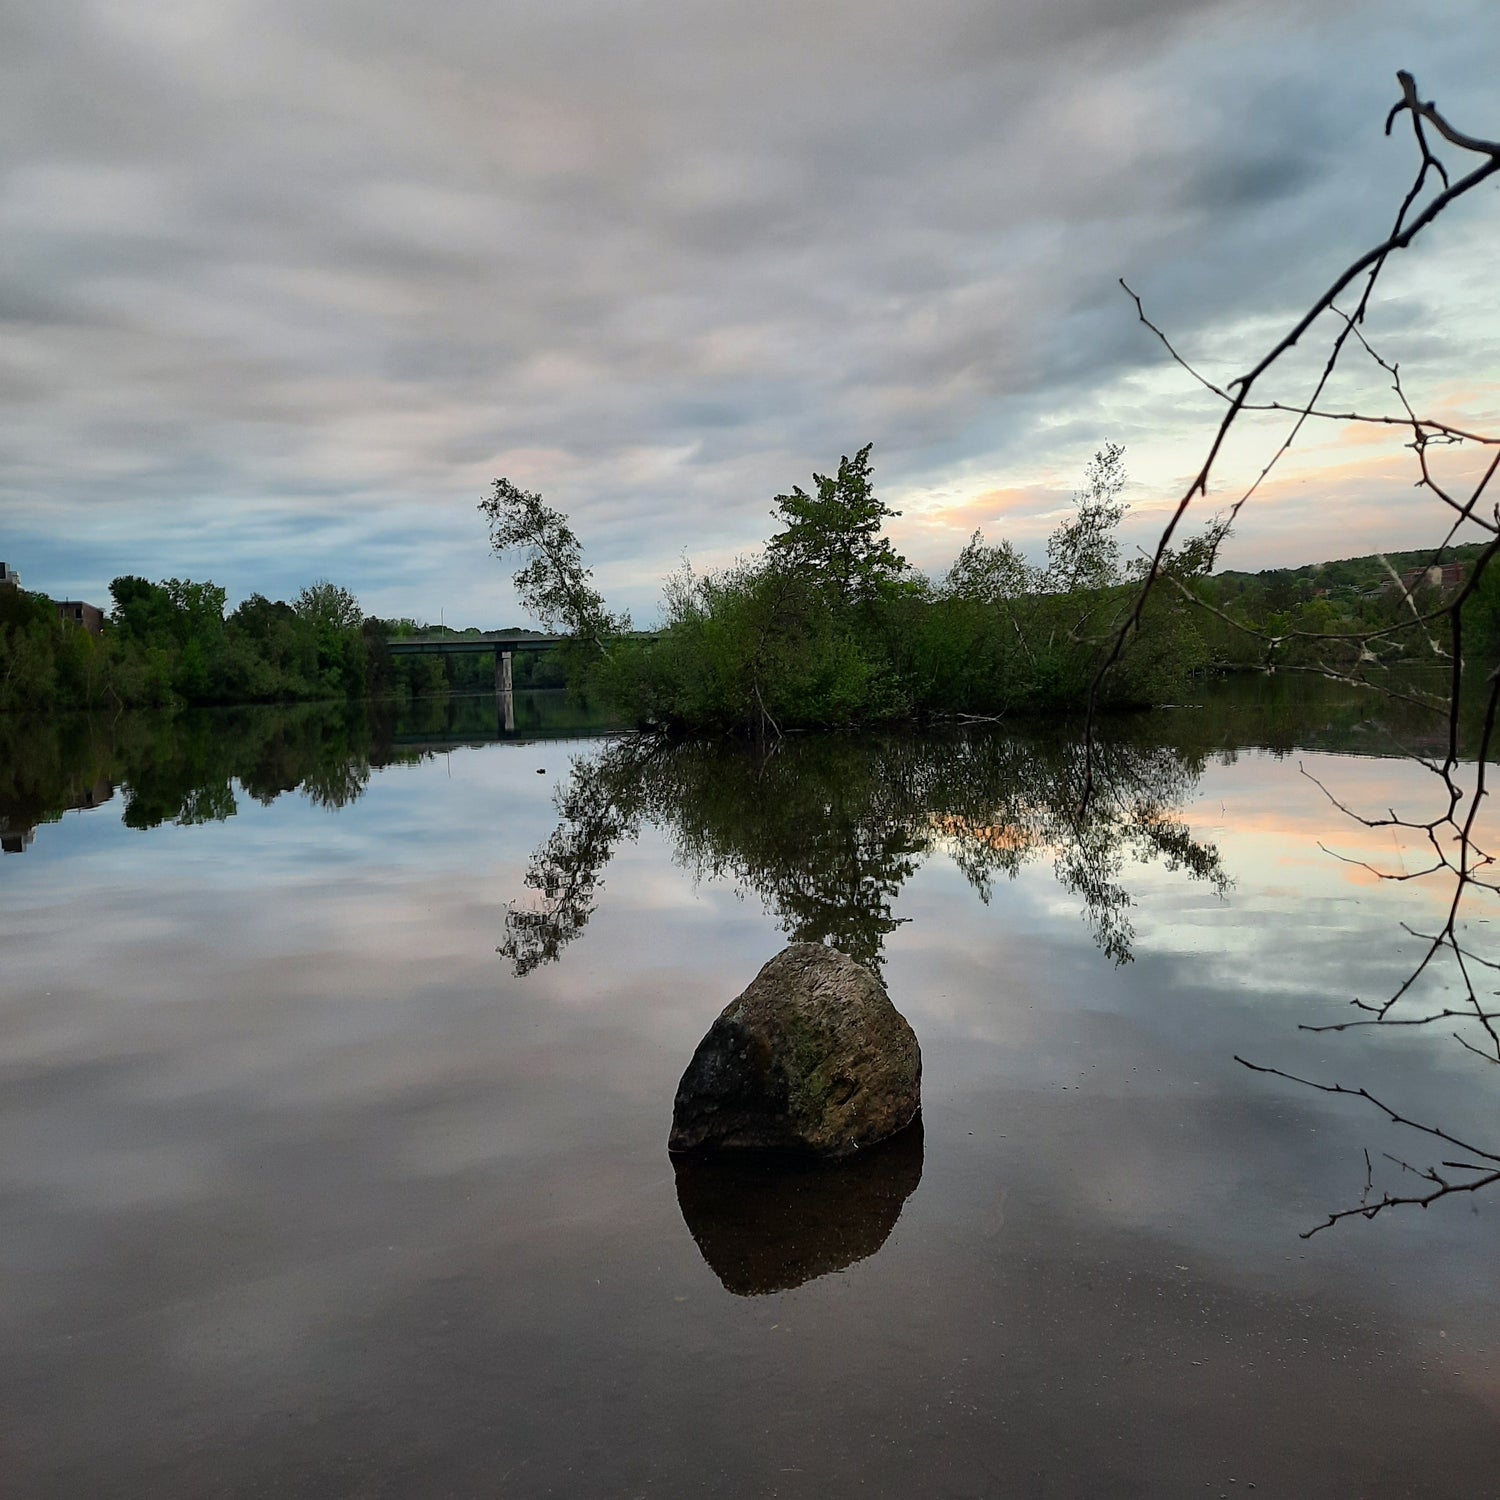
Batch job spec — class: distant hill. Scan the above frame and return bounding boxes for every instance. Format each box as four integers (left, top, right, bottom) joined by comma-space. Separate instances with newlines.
1212, 542, 1487, 600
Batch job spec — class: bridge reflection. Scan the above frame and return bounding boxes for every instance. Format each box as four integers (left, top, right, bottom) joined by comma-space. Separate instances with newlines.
387, 687, 622, 749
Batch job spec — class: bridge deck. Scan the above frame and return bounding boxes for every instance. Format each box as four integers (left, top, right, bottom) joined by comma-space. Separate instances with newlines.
383, 632, 658, 656
383, 633, 564, 656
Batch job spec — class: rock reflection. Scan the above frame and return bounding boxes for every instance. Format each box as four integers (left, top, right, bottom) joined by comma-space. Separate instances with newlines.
502, 724, 1229, 973
673, 1118, 924, 1295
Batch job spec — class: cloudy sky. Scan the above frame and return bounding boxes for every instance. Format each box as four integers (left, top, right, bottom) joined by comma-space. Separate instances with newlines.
3, 0, 1497, 625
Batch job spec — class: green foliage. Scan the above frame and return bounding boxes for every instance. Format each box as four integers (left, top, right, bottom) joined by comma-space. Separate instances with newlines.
601, 557, 899, 733
293, 579, 367, 695
1213, 542, 1489, 603
1, 574, 391, 713
1194, 540, 1500, 676
766, 444, 911, 608
1046, 441, 1126, 592
943, 531, 1036, 603
294, 580, 362, 633
1461, 556, 1500, 662
479, 478, 629, 647
600, 443, 1218, 732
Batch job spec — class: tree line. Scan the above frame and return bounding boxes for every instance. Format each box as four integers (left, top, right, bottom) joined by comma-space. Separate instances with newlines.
9, 450, 1492, 722
486, 442, 1500, 736
1188, 544, 1500, 675
0, 574, 567, 713
488, 443, 1227, 734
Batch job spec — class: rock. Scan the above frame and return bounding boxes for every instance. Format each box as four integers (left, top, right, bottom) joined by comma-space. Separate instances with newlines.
668, 942, 921, 1158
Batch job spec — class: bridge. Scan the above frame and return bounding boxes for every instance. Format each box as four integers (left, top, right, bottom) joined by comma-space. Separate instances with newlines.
382, 631, 657, 726
383, 632, 566, 695
383, 631, 566, 657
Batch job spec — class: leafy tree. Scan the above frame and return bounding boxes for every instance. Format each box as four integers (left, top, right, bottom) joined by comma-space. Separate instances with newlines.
1, 620, 58, 707
942, 531, 1036, 604
766, 444, 909, 607
292, 579, 366, 695
294, 580, 362, 633
595, 441, 1227, 731
0, 571, 392, 711
1046, 442, 1127, 592
479, 478, 628, 648
229, 593, 297, 640
109, 575, 226, 649
162, 578, 227, 640
109, 576, 175, 643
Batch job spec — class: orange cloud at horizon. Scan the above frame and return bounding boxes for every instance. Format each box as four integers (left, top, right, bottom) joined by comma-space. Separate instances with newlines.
903, 423, 1496, 576
904, 482, 1067, 537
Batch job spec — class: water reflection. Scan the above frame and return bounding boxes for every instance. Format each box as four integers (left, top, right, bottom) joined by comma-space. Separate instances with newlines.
0, 702, 385, 846
502, 725, 1229, 972
673, 1119, 924, 1295
0, 772, 113, 852
0, 692, 617, 850
8, 679, 1500, 1494
6, 678, 1493, 1241
0, 673, 1449, 857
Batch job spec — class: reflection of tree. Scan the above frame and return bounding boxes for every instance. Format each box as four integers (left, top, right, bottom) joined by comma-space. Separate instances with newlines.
501, 746, 646, 975
0, 701, 422, 845
300, 755, 372, 810
0, 691, 616, 851
0, 714, 118, 849
500, 725, 1227, 974
1237, 1056, 1500, 1237
117, 708, 383, 827
1234, 688, 1500, 1237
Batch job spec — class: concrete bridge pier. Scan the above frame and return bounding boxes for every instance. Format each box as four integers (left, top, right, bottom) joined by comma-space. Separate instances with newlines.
497, 650, 515, 732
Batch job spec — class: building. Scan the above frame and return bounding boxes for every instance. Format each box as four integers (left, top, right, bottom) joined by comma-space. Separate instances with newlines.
1397, 562, 1466, 594
0, 561, 19, 589
56, 600, 105, 634
1, 776, 115, 855
0, 827, 36, 855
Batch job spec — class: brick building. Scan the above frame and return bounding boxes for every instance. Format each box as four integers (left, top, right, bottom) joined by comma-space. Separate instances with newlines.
56, 600, 105, 634
1398, 562, 1467, 594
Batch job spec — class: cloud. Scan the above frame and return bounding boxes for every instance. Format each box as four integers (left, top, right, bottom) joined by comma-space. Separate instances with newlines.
1, 0, 1497, 620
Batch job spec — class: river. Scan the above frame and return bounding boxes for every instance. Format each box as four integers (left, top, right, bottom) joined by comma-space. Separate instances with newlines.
3, 680, 1498, 1496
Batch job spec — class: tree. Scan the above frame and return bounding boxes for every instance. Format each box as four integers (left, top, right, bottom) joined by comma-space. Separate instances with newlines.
292, 580, 366, 695
943, 531, 1036, 603
766, 444, 909, 607
293, 580, 362, 633
161, 578, 227, 638
109, 576, 173, 643
479, 478, 627, 648
1046, 442, 1127, 593
109, 575, 226, 647
229, 593, 297, 640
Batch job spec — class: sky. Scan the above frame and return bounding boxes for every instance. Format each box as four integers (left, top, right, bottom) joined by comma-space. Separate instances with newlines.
2, 0, 1498, 626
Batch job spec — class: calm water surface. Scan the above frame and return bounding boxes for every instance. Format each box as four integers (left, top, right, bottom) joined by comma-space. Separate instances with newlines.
3, 684, 1500, 1497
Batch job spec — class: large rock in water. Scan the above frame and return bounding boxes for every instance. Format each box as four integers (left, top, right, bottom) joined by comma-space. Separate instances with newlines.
668, 943, 921, 1158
